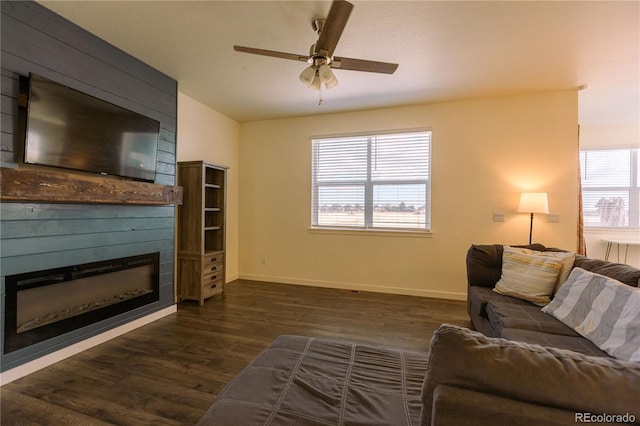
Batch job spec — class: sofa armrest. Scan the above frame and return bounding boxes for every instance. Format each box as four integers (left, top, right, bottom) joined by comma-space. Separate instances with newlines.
421, 325, 640, 426
466, 244, 504, 289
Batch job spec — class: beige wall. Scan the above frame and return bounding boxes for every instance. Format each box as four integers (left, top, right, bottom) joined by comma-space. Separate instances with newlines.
238, 91, 579, 299
580, 123, 639, 150
177, 93, 241, 281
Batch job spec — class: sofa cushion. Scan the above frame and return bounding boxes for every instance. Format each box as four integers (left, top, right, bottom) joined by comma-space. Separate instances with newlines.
421, 324, 640, 426
574, 256, 640, 287
494, 246, 564, 306
468, 286, 531, 319
500, 328, 608, 357
542, 268, 640, 362
486, 301, 580, 337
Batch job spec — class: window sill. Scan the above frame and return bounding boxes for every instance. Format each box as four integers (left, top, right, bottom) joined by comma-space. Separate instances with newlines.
584, 227, 640, 233
308, 227, 433, 238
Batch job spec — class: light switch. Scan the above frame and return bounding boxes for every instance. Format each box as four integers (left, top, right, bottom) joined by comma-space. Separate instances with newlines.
493, 212, 505, 222
547, 214, 560, 223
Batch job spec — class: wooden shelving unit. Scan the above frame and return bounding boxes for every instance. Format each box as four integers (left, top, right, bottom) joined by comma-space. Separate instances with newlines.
176, 161, 227, 305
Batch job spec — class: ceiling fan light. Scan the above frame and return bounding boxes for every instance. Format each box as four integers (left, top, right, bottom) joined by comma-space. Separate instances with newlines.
325, 75, 339, 89
299, 66, 316, 86
318, 64, 335, 83
309, 73, 321, 91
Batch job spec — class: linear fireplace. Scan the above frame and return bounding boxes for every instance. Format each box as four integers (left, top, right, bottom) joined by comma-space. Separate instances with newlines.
4, 253, 160, 354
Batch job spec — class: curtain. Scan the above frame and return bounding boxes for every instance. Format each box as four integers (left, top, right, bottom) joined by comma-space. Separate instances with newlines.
577, 125, 587, 255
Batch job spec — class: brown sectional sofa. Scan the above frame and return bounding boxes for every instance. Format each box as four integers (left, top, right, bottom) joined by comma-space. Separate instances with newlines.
423, 324, 640, 425
466, 243, 640, 357
198, 244, 640, 425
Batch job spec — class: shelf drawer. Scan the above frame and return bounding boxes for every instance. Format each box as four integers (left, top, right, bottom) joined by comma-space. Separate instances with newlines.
203, 269, 223, 281
202, 264, 224, 277
203, 253, 223, 266
203, 276, 224, 297
203, 263, 223, 275
203, 254, 223, 275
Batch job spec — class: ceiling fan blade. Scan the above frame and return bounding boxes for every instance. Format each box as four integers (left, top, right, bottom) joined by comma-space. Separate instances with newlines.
332, 56, 399, 74
316, 0, 353, 57
234, 45, 308, 62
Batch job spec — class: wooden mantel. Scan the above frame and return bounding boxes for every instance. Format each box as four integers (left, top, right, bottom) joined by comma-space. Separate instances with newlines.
0, 167, 183, 205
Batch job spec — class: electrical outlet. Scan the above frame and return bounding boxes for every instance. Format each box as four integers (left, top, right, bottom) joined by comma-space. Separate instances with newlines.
492, 212, 505, 222
261, 256, 267, 265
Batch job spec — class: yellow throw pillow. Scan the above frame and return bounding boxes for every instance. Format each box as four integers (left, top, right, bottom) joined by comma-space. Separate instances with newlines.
505, 246, 576, 295
494, 246, 564, 306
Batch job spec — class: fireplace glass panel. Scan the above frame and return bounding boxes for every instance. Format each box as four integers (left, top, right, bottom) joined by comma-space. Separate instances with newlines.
4, 253, 159, 354
17, 265, 154, 333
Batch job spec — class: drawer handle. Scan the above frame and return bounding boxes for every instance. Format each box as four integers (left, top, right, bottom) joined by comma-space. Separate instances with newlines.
210, 283, 217, 289
211, 266, 217, 271
211, 275, 217, 280
211, 257, 217, 262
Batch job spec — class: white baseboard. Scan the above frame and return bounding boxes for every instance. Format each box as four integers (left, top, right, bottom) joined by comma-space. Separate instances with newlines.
238, 274, 467, 301
0, 305, 177, 386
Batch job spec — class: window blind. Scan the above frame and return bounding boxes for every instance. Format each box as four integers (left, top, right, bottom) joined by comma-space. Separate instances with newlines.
580, 148, 639, 228
312, 130, 431, 230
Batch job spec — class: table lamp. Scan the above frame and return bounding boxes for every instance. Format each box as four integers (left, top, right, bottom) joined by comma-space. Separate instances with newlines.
517, 192, 549, 244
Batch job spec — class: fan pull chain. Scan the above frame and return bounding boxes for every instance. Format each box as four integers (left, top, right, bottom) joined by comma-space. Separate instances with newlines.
318, 83, 323, 105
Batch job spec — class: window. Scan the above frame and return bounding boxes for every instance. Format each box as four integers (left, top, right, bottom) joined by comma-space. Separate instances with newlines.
312, 130, 431, 231
580, 148, 639, 228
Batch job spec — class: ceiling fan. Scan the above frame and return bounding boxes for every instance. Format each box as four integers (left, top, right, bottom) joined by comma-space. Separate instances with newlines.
233, 0, 398, 94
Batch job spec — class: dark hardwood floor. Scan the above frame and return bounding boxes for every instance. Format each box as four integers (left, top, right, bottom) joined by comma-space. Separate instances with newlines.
1, 280, 470, 425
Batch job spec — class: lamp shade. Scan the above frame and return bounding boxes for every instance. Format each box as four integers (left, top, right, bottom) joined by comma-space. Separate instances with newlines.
517, 192, 549, 214
299, 66, 316, 86
309, 73, 321, 91
325, 75, 339, 89
318, 64, 335, 83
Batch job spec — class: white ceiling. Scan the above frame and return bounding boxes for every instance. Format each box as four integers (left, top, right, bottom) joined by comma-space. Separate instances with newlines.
39, 1, 639, 126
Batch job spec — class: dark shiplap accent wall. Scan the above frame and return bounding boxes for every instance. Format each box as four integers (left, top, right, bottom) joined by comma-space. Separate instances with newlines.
0, 1, 178, 371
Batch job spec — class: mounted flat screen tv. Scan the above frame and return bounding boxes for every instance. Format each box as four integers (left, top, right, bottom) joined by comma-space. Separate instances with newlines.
23, 73, 159, 182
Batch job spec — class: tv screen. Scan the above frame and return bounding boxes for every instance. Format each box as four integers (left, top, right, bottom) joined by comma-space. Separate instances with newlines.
23, 73, 159, 182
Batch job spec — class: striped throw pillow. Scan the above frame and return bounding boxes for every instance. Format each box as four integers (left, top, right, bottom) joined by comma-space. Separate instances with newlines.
542, 268, 640, 362
506, 246, 576, 294
494, 246, 563, 306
